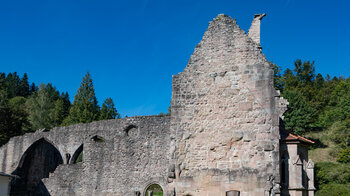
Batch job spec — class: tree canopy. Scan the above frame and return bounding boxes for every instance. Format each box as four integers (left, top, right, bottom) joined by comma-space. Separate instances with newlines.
0, 71, 119, 146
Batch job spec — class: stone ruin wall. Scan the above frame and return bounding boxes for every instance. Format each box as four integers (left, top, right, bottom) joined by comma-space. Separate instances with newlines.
0, 116, 171, 195
0, 14, 293, 196
169, 14, 287, 195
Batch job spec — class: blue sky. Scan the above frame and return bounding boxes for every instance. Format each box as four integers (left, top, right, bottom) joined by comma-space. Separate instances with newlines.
0, 0, 349, 117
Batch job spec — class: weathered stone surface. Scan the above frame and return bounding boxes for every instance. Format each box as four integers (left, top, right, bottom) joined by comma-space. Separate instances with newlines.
0, 13, 314, 196
1, 116, 171, 195
169, 14, 286, 195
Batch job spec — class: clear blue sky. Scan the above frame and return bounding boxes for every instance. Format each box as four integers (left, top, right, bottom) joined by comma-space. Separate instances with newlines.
0, 0, 349, 117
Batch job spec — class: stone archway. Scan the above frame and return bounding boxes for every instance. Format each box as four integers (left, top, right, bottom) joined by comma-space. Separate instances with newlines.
144, 183, 164, 196
11, 138, 63, 195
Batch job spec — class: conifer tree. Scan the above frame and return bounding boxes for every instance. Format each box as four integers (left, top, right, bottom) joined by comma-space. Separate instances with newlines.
99, 97, 119, 120
65, 72, 99, 124
18, 73, 30, 97
0, 73, 5, 91
29, 82, 37, 95
5, 72, 20, 98
60, 92, 71, 117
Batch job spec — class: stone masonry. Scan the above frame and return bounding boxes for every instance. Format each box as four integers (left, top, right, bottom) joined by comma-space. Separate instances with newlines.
0, 14, 314, 196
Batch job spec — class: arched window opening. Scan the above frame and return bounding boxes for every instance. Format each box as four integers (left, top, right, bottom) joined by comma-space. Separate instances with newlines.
71, 144, 83, 164
91, 135, 105, 143
11, 138, 63, 195
124, 124, 137, 136
145, 184, 163, 196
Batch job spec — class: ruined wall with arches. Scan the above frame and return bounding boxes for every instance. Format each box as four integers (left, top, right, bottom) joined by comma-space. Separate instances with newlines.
0, 13, 315, 196
0, 116, 171, 195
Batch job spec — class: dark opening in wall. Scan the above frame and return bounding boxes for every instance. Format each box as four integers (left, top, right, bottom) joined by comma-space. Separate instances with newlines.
11, 138, 63, 195
71, 144, 83, 164
226, 190, 240, 196
91, 135, 105, 142
281, 152, 290, 188
145, 184, 163, 196
124, 125, 137, 136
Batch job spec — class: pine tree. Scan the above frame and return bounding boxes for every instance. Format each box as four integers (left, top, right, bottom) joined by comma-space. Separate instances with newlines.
5, 72, 20, 98
29, 82, 37, 95
60, 92, 71, 117
0, 73, 5, 91
65, 72, 99, 124
18, 73, 30, 97
99, 97, 119, 120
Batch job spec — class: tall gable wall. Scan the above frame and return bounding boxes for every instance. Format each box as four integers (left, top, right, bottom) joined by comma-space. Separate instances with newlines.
170, 14, 286, 195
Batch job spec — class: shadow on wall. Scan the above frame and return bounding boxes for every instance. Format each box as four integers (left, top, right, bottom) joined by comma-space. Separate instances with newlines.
10, 138, 62, 196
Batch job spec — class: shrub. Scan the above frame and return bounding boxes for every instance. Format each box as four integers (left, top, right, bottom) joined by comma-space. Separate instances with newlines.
315, 162, 350, 190
316, 183, 350, 196
337, 147, 350, 163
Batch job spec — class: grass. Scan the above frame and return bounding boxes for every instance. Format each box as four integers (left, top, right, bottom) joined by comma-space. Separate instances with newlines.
305, 130, 337, 162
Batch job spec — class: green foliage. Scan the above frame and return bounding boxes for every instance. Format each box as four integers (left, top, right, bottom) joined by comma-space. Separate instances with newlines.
337, 147, 350, 163
8, 96, 30, 131
315, 162, 350, 195
0, 91, 25, 145
294, 59, 315, 84
60, 92, 71, 117
272, 63, 284, 92
76, 151, 83, 163
159, 106, 171, 116
282, 90, 316, 135
146, 184, 163, 196
5, 72, 20, 98
315, 162, 350, 186
327, 120, 350, 148
18, 73, 30, 97
99, 97, 119, 120
272, 60, 350, 194
53, 99, 66, 126
316, 183, 350, 196
26, 84, 57, 130
0, 71, 120, 147
64, 72, 100, 125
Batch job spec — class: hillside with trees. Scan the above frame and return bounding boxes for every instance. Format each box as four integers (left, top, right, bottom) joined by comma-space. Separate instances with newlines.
0, 72, 119, 146
274, 60, 350, 195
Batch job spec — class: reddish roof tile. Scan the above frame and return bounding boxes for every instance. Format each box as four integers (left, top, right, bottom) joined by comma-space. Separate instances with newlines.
284, 132, 315, 144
